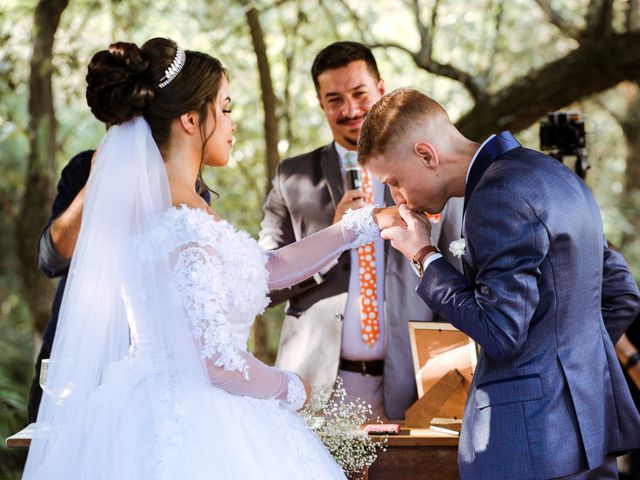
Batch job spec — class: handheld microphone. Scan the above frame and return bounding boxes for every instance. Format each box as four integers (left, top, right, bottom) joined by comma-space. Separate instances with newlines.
344, 153, 362, 191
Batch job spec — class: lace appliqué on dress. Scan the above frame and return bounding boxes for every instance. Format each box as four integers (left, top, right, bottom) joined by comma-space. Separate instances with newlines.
173, 244, 250, 379
164, 206, 271, 383
281, 371, 306, 411
342, 205, 380, 247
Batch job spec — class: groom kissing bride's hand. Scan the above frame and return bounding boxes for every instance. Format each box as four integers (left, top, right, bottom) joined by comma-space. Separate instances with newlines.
378, 204, 433, 262
372, 205, 407, 231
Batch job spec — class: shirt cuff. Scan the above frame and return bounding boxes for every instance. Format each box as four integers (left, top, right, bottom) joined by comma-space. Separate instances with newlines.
38, 228, 71, 277
423, 253, 443, 272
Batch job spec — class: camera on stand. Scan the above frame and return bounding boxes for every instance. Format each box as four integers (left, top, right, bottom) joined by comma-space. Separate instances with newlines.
539, 111, 589, 179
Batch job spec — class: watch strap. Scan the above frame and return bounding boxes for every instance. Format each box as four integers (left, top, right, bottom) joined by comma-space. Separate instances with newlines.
413, 245, 440, 265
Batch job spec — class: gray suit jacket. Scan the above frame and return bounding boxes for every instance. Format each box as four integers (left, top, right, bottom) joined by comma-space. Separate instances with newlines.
417, 132, 640, 479
259, 142, 463, 419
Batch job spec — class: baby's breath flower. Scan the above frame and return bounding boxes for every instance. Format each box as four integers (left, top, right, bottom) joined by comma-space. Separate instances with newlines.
301, 378, 387, 477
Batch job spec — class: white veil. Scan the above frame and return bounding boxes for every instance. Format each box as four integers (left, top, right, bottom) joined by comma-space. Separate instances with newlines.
23, 117, 210, 479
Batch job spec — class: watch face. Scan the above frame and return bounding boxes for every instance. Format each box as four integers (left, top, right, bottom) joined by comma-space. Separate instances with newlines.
410, 259, 423, 277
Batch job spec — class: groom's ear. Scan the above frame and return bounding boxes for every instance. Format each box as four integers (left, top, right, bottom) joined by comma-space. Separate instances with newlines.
414, 141, 439, 169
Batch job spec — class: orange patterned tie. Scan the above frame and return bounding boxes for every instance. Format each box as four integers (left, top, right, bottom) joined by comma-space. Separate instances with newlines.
358, 166, 380, 346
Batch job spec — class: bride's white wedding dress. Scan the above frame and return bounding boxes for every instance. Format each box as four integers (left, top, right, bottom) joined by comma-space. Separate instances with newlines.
23, 118, 378, 479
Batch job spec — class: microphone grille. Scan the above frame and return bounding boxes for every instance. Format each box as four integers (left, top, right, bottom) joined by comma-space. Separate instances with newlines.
344, 152, 359, 170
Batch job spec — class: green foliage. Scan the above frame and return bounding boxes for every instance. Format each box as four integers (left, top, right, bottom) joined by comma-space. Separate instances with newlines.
0, 263, 32, 476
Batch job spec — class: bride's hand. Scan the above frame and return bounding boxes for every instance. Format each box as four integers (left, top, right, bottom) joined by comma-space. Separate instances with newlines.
302, 377, 312, 407
373, 206, 406, 231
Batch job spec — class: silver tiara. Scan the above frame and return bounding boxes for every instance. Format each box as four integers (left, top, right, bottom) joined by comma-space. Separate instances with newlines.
157, 45, 186, 88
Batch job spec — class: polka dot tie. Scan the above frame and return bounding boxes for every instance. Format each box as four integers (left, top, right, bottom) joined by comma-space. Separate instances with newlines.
357, 166, 380, 347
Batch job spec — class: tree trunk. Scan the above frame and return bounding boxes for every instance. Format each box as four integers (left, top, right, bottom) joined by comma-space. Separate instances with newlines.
456, 33, 640, 139
619, 84, 640, 249
245, 5, 280, 194
16, 0, 69, 335
245, 4, 280, 363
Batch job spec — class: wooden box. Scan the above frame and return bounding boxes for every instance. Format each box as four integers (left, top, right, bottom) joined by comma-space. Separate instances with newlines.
404, 322, 477, 428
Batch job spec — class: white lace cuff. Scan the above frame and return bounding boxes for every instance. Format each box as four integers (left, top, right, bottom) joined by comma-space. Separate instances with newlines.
281, 371, 306, 411
342, 205, 380, 248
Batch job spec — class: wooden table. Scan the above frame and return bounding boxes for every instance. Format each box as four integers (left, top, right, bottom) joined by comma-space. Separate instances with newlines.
368, 427, 459, 479
5, 423, 35, 448
7, 423, 459, 479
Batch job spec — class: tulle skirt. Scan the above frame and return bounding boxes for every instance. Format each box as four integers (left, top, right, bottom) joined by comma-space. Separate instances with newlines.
27, 355, 346, 480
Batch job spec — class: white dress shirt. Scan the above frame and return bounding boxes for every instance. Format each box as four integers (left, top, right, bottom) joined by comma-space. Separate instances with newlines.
334, 141, 386, 361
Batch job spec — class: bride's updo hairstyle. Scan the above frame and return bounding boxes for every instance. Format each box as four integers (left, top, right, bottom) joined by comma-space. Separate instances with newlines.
86, 37, 226, 155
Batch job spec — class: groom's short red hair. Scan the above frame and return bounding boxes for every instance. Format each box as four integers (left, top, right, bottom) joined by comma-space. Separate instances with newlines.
358, 88, 448, 164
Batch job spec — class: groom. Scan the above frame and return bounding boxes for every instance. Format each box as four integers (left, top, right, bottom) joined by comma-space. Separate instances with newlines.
358, 88, 640, 479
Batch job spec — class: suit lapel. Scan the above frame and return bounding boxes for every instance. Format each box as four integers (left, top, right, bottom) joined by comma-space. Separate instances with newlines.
320, 143, 344, 209
461, 131, 520, 277
463, 131, 521, 216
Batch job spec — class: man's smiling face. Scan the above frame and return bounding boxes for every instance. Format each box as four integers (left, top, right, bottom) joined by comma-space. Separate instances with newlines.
316, 60, 385, 149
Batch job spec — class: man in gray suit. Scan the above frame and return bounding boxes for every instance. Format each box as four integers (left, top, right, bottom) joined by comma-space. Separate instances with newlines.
359, 88, 640, 478
259, 42, 463, 420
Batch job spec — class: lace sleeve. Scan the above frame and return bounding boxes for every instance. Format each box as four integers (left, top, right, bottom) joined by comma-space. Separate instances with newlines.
173, 244, 304, 409
265, 205, 380, 290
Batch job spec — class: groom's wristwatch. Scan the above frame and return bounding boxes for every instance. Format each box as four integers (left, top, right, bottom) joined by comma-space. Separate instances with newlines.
411, 245, 440, 277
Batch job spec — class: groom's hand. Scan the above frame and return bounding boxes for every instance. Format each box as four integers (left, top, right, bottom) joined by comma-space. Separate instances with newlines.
380, 205, 433, 260
302, 377, 312, 408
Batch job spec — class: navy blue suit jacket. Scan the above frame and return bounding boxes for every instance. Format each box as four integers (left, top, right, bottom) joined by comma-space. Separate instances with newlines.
417, 132, 640, 479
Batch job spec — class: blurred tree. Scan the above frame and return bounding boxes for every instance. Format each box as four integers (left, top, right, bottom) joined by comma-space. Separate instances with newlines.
618, 82, 640, 249
244, 2, 280, 362
337, 0, 640, 139
15, 0, 69, 339
615, 0, 640, 257
245, 2, 280, 191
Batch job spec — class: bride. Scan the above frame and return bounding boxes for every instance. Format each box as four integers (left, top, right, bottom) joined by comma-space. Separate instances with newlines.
23, 38, 399, 479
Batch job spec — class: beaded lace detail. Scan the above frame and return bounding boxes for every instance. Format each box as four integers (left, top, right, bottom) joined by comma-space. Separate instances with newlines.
342, 206, 380, 248
161, 206, 270, 378
282, 371, 306, 411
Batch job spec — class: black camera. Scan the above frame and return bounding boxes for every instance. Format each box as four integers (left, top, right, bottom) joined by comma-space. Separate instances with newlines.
540, 111, 589, 179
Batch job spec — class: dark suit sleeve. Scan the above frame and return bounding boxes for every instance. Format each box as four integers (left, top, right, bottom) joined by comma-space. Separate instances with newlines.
601, 242, 640, 344
417, 184, 549, 362
37, 151, 93, 278
259, 161, 297, 251
259, 161, 326, 306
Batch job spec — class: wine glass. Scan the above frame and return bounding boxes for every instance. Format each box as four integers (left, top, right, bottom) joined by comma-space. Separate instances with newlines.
39, 358, 50, 390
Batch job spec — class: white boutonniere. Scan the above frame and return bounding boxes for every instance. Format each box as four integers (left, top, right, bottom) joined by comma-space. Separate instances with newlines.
449, 238, 466, 257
